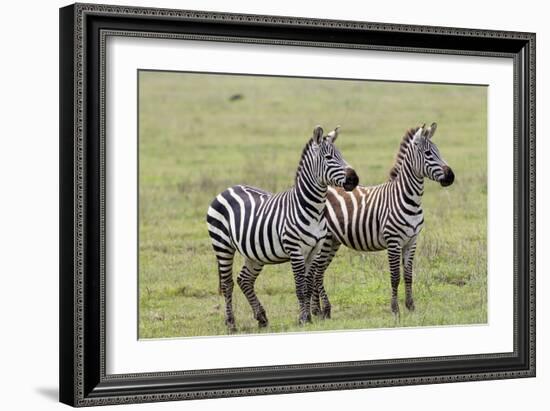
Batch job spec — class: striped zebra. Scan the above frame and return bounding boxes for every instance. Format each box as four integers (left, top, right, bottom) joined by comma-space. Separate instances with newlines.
311, 123, 454, 318
207, 126, 359, 330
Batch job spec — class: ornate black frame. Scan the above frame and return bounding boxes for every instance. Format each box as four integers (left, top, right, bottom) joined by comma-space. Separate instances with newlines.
59, 2, 536, 407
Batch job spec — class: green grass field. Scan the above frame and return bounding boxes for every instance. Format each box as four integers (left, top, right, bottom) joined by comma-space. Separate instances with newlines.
138, 71, 487, 339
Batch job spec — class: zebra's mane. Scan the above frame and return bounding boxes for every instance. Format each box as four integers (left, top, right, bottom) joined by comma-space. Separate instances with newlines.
388, 127, 420, 181
295, 138, 316, 184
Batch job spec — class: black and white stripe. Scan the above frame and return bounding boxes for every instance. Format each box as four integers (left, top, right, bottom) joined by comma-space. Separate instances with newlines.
311, 123, 455, 318
207, 126, 359, 330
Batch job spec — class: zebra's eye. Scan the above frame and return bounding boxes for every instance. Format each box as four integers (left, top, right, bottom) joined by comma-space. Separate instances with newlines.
424, 150, 432, 156
325, 154, 333, 160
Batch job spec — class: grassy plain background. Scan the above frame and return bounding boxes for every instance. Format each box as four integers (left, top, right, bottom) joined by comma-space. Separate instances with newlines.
138, 71, 487, 338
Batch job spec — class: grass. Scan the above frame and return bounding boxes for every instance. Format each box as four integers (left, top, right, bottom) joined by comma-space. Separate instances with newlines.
138, 71, 487, 338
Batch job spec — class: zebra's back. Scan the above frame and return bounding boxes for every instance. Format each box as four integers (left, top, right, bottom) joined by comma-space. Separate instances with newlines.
325, 185, 390, 251
207, 185, 290, 264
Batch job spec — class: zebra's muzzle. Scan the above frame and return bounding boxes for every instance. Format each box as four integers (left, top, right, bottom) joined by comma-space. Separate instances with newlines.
440, 166, 455, 187
343, 168, 359, 191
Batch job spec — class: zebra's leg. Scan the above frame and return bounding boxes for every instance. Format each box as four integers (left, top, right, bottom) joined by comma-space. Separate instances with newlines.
312, 268, 332, 319
236, 259, 268, 328
289, 252, 312, 325
312, 237, 340, 319
386, 240, 402, 316
216, 251, 237, 332
310, 259, 322, 317
402, 236, 418, 311
319, 240, 341, 319
303, 241, 324, 319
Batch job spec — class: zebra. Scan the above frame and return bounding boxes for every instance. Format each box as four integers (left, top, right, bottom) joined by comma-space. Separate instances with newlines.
206, 126, 359, 331
310, 123, 454, 318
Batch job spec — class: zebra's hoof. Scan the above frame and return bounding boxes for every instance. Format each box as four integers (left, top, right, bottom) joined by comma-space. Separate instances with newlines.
406, 299, 415, 311
322, 307, 332, 319
225, 321, 237, 333
258, 319, 269, 328
391, 300, 400, 316
311, 306, 322, 317
392, 309, 401, 322
256, 310, 268, 328
298, 313, 312, 326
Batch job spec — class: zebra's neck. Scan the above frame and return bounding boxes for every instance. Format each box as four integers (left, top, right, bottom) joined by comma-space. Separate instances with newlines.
294, 142, 328, 219
393, 148, 424, 208
294, 169, 328, 218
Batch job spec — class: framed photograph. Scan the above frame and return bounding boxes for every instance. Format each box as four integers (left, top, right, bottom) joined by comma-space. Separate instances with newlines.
59, 2, 535, 407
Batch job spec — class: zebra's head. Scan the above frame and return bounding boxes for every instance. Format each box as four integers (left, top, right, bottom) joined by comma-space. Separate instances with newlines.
412, 123, 455, 187
312, 125, 359, 191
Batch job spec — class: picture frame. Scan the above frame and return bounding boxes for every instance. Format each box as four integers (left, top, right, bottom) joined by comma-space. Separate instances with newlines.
59, 2, 536, 407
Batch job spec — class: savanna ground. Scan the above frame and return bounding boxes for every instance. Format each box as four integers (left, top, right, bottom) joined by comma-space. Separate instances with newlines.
138, 71, 487, 338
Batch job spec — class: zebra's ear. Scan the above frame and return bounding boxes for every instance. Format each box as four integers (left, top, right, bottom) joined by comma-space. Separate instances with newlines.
327, 126, 340, 143
427, 122, 437, 139
313, 125, 324, 145
413, 126, 425, 145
